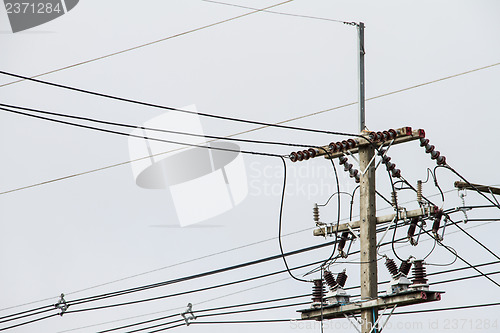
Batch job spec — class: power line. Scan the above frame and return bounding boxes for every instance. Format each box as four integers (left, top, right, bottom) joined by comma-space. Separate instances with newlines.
0, 0, 295, 88
0, 106, 283, 158
1, 190, 489, 317
0, 71, 357, 138
0, 103, 318, 150
392, 301, 500, 315
202, 0, 353, 24
2, 61, 499, 196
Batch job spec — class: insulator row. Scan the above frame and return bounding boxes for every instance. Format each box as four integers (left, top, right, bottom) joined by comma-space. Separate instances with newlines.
368, 129, 398, 142
329, 139, 357, 153
312, 279, 326, 303
385, 258, 399, 278
313, 204, 320, 224
289, 148, 319, 162
336, 270, 348, 288
399, 260, 412, 277
378, 149, 401, 178
339, 156, 360, 183
411, 260, 428, 285
419, 137, 446, 166
323, 270, 336, 289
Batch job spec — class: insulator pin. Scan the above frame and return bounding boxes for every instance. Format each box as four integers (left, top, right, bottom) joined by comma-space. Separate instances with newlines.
313, 203, 320, 224
417, 180, 423, 204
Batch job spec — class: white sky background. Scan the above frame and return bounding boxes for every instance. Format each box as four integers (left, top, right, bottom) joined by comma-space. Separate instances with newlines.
1, 1, 500, 332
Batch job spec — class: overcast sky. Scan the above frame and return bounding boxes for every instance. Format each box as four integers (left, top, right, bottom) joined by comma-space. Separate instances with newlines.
1, 1, 500, 332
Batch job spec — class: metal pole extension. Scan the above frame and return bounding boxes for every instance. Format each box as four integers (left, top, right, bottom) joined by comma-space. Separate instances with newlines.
358, 22, 366, 132
358, 21, 378, 333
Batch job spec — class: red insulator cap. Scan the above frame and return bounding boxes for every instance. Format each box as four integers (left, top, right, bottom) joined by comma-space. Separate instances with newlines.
418, 129, 426, 138
404, 127, 412, 135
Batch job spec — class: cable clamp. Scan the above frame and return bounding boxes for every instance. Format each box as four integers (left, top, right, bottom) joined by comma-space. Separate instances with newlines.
55, 293, 69, 316
181, 303, 197, 326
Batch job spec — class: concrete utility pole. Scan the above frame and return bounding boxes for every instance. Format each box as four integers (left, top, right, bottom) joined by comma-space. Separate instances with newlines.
296, 22, 443, 330
357, 21, 378, 333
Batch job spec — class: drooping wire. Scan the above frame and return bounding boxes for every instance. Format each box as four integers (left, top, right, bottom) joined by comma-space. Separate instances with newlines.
278, 157, 309, 283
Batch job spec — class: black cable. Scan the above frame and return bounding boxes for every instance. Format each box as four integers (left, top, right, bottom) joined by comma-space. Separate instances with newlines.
446, 219, 500, 261
393, 302, 500, 315
4, 219, 486, 329
277, 157, 309, 283
129, 301, 310, 333
0, 71, 359, 138
99, 293, 309, 333
421, 228, 500, 288
0, 313, 59, 331
0, 103, 318, 150
0, 107, 282, 158
437, 164, 500, 210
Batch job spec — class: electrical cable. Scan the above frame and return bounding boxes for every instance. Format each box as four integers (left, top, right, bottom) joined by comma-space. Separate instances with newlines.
0, 0, 296, 89
3, 187, 455, 315
2, 213, 494, 329
5, 59, 497, 197
278, 156, 309, 283
202, 0, 352, 24
98, 293, 309, 333
0, 71, 359, 138
0, 106, 283, 158
392, 301, 500, 315
0, 103, 319, 150
436, 165, 500, 210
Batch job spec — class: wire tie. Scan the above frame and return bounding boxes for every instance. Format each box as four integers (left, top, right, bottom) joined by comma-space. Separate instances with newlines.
181, 303, 197, 326
54, 293, 69, 316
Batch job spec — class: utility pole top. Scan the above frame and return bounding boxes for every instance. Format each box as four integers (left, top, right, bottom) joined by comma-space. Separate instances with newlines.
358, 22, 366, 132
